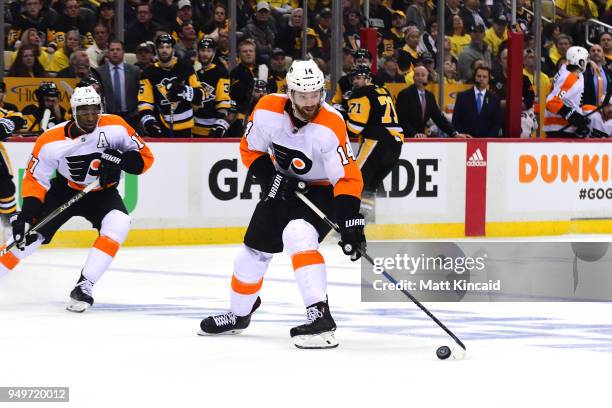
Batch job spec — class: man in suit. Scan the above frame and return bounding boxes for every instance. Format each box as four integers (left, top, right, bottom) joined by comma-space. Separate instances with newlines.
452, 66, 502, 137
583, 44, 611, 107
95, 40, 141, 130
396, 65, 470, 138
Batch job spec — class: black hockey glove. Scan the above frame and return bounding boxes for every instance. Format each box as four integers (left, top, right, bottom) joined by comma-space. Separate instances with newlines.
263, 172, 307, 203
209, 119, 229, 137
338, 214, 366, 261
142, 115, 164, 137
10, 196, 42, 250
99, 148, 123, 187
166, 81, 194, 103
0, 118, 16, 141
559, 106, 590, 132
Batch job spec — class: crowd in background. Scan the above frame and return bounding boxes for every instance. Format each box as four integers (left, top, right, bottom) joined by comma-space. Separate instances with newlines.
0, 0, 611, 138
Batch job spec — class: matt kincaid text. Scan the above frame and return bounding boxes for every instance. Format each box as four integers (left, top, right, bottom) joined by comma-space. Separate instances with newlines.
372, 279, 502, 292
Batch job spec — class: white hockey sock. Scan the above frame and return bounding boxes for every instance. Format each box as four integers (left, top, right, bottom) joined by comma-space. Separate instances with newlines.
292, 250, 327, 307
229, 245, 272, 316
0, 235, 43, 276
82, 236, 120, 284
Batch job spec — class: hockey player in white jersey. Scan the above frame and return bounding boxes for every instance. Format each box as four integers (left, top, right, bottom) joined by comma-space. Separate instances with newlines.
199, 60, 365, 349
0, 86, 154, 312
544, 46, 591, 138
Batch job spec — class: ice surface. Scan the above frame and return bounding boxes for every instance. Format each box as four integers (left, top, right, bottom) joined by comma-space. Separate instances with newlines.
1, 238, 611, 407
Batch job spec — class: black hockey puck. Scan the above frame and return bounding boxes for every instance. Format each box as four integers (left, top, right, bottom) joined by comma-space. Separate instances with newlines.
436, 346, 451, 360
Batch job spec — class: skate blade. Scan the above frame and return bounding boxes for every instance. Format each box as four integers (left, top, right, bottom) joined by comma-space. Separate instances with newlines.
293, 332, 339, 349
197, 329, 244, 336
66, 300, 91, 313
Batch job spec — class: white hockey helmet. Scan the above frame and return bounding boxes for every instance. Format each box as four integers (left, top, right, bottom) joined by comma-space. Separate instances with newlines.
70, 86, 102, 131
566, 46, 589, 72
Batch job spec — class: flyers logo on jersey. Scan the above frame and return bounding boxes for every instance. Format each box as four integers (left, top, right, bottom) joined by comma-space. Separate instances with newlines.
272, 143, 313, 175
66, 152, 102, 182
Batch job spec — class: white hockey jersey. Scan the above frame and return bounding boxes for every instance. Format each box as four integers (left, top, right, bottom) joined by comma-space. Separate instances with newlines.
23, 114, 154, 202
544, 64, 585, 133
240, 94, 363, 199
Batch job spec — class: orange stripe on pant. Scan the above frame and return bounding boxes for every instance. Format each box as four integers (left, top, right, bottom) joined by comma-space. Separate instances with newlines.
231, 275, 263, 295
291, 250, 325, 270
93, 236, 120, 257
0, 245, 19, 270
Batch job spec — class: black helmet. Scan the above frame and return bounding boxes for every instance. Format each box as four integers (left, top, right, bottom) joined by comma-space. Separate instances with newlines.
350, 64, 371, 79
253, 80, 268, 93
353, 48, 372, 61
198, 37, 216, 49
155, 33, 176, 48
76, 76, 101, 89
36, 81, 60, 98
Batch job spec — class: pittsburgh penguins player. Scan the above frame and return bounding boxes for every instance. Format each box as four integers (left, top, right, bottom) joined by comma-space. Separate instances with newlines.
193, 37, 232, 137
199, 60, 365, 349
0, 107, 25, 237
138, 33, 205, 137
0, 86, 154, 312
346, 64, 403, 221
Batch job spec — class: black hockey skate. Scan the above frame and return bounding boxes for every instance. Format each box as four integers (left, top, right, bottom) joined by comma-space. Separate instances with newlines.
66, 274, 94, 313
198, 297, 261, 335
290, 300, 338, 349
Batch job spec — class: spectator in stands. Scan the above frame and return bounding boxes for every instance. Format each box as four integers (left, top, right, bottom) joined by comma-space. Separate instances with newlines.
230, 39, 258, 120
0, 81, 19, 113
268, 48, 288, 93
397, 65, 469, 138
95, 40, 141, 130
600, 32, 612, 69
457, 23, 492, 83
134, 42, 156, 73
343, 9, 362, 51
444, 0, 462, 33
202, 3, 229, 42
215, 30, 231, 70
175, 22, 198, 66
171, 0, 199, 39
51, 0, 96, 50
46, 29, 80, 73
86, 23, 110, 68
243, 2, 275, 64
57, 49, 93, 79
583, 44, 611, 106
125, 2, 163, 53
418, 18, 438, 57
16, 27, 53, 71
315, 8, 332, 62
453, 66, 501, 137
444, 55, 458, 84
368, 0, 392, 30
276, 8, 304, 59
7, 0, 58, 51
151, 0, 177, 32
450, 15, 470, 59
398, 26, 421, 73
490, 48, 535, 137
22, 81, 66, 132
459, 0, 487, 31
406, 0, 431, 32
485, 15, 508, 58
376, 57, 405, 83
97, 1, 116, 38
304, 29, 325, 67
382, 10, 406, 55
544, 34, 572, 74
7, 45, 48, 77
523, 48, 552, 109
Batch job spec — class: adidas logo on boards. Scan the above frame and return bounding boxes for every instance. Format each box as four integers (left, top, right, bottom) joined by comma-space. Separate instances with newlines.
467, 148, 487, 167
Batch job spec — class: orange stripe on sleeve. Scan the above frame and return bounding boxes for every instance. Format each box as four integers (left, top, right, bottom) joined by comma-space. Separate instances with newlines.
94, 235, 120, 257
240, 136, 266, 168
231, 275, 264, 295
138, 143, 155, 173
313, 107, 363, 199
291, 250, 325, 270
547, 72, 579, 114
22, 172, 48, 202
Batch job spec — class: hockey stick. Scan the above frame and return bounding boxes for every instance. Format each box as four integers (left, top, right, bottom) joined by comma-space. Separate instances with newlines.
0, 179, 100, 257
558, 92, 611, 133
59, 80, 74, 96
40, 108, 51, 132
295, 190, 467, 352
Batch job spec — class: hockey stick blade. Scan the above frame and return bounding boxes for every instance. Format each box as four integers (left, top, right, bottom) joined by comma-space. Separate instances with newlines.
295, 191, 467, 352
0, 179, 100, 257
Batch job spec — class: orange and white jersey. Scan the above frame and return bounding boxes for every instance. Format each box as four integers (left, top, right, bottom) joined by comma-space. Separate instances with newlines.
23, 114, 154, 202
240, 94, 363, 199
544, 64, 585, 133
